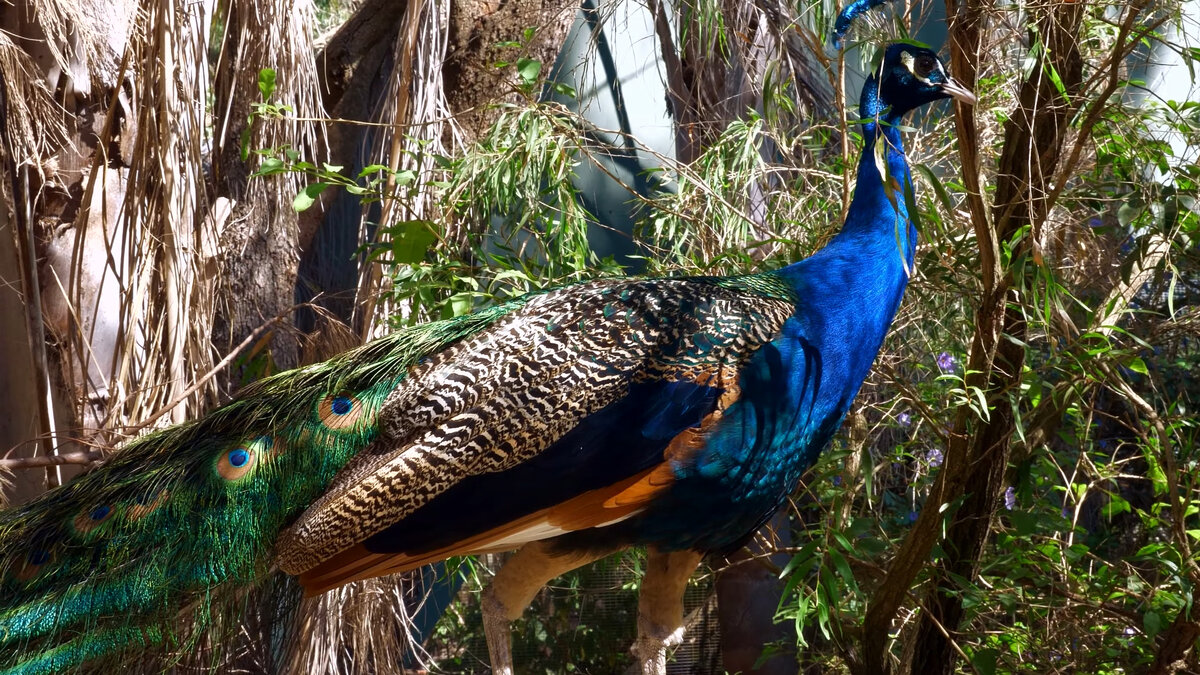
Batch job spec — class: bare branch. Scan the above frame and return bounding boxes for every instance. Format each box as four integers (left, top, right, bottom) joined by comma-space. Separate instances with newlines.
0, 452, 107, 471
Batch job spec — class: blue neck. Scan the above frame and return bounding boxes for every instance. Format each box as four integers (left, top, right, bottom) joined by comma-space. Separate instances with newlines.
834, 74, 918, 256
767, 72, 920, 412
779, 73, 919, 289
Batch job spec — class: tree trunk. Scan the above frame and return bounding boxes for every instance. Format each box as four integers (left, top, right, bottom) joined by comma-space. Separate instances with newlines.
211, 0, 328, 379
307, 0, 578, 333
905, 1, 1085, 672
0, 162, 47, 505
716, 510, 800, 674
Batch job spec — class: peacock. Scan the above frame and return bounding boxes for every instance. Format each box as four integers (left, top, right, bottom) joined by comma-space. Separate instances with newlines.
0, 10, 974, 675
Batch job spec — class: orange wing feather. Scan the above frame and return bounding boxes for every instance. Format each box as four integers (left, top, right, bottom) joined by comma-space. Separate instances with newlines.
297, 465, 667, 595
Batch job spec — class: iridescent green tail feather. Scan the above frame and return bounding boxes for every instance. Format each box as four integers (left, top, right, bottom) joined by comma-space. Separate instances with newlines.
0, 300, 523, 674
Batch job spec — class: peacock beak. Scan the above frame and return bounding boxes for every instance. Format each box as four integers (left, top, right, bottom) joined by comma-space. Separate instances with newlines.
940, 76, 977, 105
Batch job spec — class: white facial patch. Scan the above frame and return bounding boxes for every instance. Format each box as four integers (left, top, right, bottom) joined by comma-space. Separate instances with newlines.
901, 51, 935, 85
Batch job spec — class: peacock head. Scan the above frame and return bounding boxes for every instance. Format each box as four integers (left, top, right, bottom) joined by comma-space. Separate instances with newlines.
863, 43, 976, 122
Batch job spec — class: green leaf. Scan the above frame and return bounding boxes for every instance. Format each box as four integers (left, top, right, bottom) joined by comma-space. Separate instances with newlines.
1009, 510, 1038, 537
827, 549, 856, 587
1101, 495, 1131, 519
517, 57, 541, 84
239, 132, 251, 162
1145, 451, 1168, 496
831, 532, 856, 554
915, 163, 954, 214
358, 164, 390, 178
779, 541, 819, 580
873, 138, 889, 194
253, 157, 286, 177
1043, 59, 1067, 99
449, 292, 474, 317
854, 535, 888, 557
901, 174, 923, 236
258, 68, 277, 99
389, 220, 438, 264
971, 648, 999, 675
1144, 611, 1162, 637
1117, 200, 1144, 227
1127, 356, 1149, 375
293, 182, 330, 212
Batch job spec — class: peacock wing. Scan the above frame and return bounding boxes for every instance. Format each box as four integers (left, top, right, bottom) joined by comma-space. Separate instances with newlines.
275, 277, 797, 592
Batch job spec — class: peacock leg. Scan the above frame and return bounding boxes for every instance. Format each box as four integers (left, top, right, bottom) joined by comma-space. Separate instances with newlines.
481, 540, 614, 675
633, 547, 704, 675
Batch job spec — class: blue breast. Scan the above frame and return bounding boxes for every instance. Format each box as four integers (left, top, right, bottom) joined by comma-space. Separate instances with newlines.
624, 289, 900, 551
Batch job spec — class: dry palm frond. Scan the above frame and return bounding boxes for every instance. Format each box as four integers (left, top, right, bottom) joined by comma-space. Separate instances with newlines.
282, 575, 433, 675
215, 0, 327, 196
0, 30, 71, 483
104, 0, 218, 428
7, 0, 106, 94
0, 34, 69, 164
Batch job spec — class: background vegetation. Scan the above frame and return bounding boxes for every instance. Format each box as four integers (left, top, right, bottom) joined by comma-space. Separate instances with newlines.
0, 0, 1197, 672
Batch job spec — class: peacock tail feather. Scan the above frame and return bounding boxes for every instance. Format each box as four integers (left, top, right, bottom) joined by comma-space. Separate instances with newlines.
0, 299, 524, 674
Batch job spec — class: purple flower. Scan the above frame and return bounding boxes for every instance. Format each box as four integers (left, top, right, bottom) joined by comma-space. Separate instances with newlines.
832, 475, 843, 487
926, 447, 943, 467
1087, 217, 1103, 228
898, 411, 912, 427
908, 511, 919, 523
936, 351, 956, 373
1003, 486, 1016, 510
1061, 506, 1072, 520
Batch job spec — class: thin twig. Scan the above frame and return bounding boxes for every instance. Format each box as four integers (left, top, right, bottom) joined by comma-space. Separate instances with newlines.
0, 452, 107, 471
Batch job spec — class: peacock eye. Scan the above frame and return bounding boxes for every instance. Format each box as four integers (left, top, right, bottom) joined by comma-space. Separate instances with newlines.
915, 54, 938, 78
318, 392, 368, 432
216, 440, 263, 482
